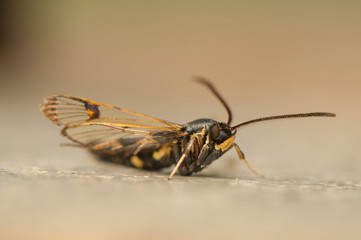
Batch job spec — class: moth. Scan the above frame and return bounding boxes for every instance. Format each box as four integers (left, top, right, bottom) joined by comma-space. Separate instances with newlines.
40, 77, 335, 179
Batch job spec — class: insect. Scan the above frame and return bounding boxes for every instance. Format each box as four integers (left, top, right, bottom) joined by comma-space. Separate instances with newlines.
40, 77, 335, 180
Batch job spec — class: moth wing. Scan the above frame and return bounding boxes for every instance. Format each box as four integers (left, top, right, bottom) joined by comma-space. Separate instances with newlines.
40, 95, 182, 129
61, 122, 181, 154
40, 95, 185, 151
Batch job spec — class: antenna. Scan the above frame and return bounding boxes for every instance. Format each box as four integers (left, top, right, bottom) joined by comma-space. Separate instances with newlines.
194, 76, 233, 126
231, 112, 336, 131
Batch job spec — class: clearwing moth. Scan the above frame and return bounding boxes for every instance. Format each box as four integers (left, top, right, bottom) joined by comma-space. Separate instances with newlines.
40, 77, 335, 179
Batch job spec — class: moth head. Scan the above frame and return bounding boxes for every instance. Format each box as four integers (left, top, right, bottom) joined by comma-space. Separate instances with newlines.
209, 122, 236, 152
210, 122, 233, 144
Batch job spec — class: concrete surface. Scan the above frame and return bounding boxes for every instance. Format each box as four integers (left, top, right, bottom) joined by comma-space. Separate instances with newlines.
1, 160, 361, 240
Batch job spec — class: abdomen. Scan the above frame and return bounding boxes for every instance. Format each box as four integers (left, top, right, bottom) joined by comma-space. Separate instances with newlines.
92, 142, 178, 170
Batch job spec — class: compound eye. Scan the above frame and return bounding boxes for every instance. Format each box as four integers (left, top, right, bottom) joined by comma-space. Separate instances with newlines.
211, 125, 220, 139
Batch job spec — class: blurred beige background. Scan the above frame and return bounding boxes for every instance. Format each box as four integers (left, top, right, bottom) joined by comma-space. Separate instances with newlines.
1, 1, 360, 240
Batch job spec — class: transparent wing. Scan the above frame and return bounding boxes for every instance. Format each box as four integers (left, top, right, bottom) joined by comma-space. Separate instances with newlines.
40, 95, 185, 151
61, 122, 181, 153
40, 95, 182, 128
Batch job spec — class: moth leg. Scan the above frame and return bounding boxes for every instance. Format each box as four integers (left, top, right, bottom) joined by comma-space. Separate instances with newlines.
168, 137, 197, 180
133, 141, 153, 155
233, 143, 264, 178
131, 137, 159, 156
60, 143, 85, 148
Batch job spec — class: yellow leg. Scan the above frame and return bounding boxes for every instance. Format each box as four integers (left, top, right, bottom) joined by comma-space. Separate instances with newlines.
168, 151, 187, 180
234, 144, 264, 178
168, 137, 196, 180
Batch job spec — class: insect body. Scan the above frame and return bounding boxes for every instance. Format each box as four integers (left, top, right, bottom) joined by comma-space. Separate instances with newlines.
40, 77, 335, 179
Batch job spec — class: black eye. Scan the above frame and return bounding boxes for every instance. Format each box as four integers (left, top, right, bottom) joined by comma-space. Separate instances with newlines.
211, 125, 220, 139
